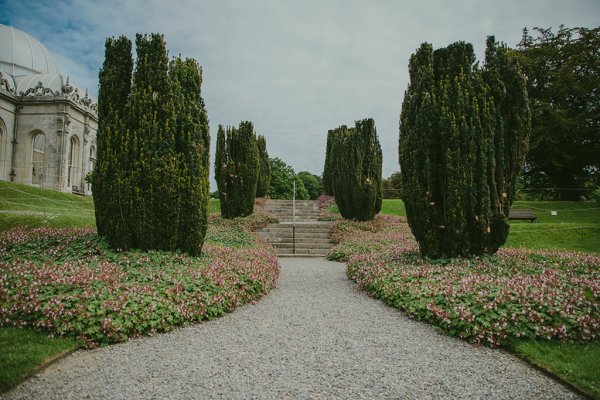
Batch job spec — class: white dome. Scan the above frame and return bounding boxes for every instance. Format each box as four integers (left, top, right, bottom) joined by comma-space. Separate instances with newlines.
0, 24, 61, 77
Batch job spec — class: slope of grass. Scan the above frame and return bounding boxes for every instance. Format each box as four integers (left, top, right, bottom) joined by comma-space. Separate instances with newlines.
0, 327, 80, 393
0, 181, 222, 232
0, 181, 95, 231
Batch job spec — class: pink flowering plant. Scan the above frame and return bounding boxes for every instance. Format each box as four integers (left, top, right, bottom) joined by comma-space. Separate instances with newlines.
0, 216, 279, 348
329, 215, 599, 346
317, 195, 341, 221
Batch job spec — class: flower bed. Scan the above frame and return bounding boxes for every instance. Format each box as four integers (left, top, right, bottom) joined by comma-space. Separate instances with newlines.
329, 215, 599, 346
0, 216, 279, 348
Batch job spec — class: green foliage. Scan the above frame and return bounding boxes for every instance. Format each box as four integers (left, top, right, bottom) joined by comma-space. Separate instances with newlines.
93, 33, 210, 255
214, 122, 260, 218
399, 38, 530, 258
93, 35, 132, 240
0, 219, 279, 348
297, 171, 323, 200
517, 26, 600, 200
267, 157, 308, 200
322, 130, 335, 195
330, 118, 383, 221
169, 57, 211, 255
256, 135, 271, 197
382, 172, 402, 199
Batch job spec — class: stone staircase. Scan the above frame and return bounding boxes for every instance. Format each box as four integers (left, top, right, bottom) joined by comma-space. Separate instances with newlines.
260, 200, 334, 257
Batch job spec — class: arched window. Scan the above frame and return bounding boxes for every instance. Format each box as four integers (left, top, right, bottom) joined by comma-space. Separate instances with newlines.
67, 136, 80, 187
88, 145, 96, 191
89, 145, 96, 171
31, 133, 45, 184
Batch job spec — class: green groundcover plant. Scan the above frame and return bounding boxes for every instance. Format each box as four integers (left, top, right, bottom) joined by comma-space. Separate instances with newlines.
0, 214, 279, 348
329, 215, 599, 347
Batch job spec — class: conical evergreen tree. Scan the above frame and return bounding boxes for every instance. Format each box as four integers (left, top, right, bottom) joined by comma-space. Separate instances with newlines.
399, 39, 530, 258
93, 36, 133, 246
94, 33, 210, 254
129, 33, 178, 250
322, 129, 335, 196
331, 118, 382, 221
214, 122, 260, 218
256, 134, 271, 197
170, 57, 210, 255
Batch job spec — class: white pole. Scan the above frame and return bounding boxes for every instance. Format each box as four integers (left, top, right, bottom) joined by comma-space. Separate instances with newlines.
293, 180, 296, 225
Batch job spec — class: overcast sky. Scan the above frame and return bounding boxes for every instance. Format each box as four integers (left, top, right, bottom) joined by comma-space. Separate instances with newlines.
2, 0, 599, 188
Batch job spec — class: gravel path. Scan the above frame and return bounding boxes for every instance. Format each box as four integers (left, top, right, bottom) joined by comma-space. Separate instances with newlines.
5, 258, 579, 399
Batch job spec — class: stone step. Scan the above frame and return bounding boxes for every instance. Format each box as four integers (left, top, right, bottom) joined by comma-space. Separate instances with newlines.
276, 248, 331, 256
259, 232, 332, 239
265, 237, 333, 245
270, 242, 333, 250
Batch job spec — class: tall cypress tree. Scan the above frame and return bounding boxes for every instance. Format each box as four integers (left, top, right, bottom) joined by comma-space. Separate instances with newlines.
214, 122, 260, 218
129, 33, 178, 250
93, 36, 133, 246
256, 134, 271, 197
399, 39, 529, 258
331, 118, 382, 221
322, 129, 335, 196
170, 57, 210, 255
94, 33, 210, 254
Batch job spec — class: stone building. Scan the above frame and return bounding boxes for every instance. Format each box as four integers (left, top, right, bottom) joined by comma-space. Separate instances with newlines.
0, 23, 97, 195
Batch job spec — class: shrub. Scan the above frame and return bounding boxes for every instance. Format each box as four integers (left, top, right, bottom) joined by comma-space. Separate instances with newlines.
399, 37, 530, 258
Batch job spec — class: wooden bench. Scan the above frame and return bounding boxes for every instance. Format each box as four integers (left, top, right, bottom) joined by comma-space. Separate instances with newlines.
508, 208, 537, 222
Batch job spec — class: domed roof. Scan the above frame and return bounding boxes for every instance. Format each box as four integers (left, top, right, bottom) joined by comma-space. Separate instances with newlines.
0, 24, 61, 77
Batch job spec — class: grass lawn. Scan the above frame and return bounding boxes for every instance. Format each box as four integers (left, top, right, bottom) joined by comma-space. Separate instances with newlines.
378, 198, 600, 254
0, 328, 80, 392
506, 339, 600, 399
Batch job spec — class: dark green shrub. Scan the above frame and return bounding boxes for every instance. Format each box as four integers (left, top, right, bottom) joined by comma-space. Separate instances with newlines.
399, 38, 530, 258
331, 118, 382, 221
215, 122, 260, 218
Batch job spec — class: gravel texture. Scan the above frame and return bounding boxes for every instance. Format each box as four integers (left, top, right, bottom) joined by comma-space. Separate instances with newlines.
5, 258, 580, 399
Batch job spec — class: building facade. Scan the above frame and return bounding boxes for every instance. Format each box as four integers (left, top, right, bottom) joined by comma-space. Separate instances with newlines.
0, 24, 97, 195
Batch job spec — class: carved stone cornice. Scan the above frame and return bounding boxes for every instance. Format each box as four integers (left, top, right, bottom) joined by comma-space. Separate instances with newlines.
0, 71, 14, 93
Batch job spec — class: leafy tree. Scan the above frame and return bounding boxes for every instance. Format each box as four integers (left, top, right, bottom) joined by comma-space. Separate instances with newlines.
382, 172, 402, 199
399, 38, 530, 258
517, 26, 600, 200
297, 171, 323, 200
214, 122, 260, 218
331, 118, 382, 221
267, 157, 308, 200
256, 135, 271, 197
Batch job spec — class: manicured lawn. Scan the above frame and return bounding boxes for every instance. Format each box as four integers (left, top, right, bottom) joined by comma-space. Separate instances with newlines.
506, 339, 600, 399
378, 198, 600, 254
0, 327, 80, 393
380, 199, 406, 216
0, 181, 95, 231
0, 181, 222, 233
